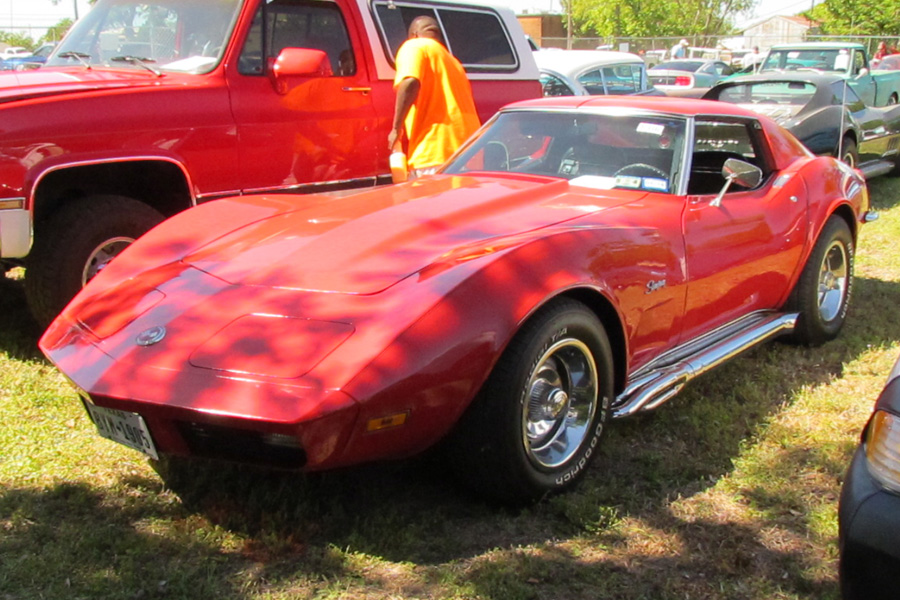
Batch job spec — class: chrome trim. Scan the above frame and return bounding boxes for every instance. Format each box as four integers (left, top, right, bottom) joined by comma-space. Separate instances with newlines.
865, 211, 880, 223
240, 176, 383, 196
32, 155, 198, 206
613, 311, 798, 418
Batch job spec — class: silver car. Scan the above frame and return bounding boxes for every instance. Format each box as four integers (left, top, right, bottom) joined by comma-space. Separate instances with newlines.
535, 50, 661, 97
649, 59, 735, 97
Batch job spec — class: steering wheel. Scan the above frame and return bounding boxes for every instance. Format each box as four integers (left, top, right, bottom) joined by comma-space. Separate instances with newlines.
613, 163, 668, 178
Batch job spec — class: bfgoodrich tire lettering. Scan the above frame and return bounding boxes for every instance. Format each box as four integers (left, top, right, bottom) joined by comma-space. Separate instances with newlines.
787, 216, 854, 346
449, 298, 614, 504
25, 195, 164, 327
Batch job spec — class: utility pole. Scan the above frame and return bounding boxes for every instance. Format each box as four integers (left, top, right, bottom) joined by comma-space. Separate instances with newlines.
74, 0, 79, 20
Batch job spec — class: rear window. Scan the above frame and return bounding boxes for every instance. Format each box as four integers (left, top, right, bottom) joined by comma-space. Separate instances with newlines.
373, 1, 517, 71
716, 81, 816, 107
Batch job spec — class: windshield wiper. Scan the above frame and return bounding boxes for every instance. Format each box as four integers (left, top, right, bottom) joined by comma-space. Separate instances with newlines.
111, 55, 162, 77
58, 51, 92, 69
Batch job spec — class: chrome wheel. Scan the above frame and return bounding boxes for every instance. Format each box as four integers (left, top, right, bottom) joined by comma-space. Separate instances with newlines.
817, 239, 848, 323
82, 236, 134, 285
523, 338, 598, 469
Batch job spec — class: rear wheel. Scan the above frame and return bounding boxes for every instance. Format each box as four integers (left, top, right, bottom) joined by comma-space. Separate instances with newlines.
448, 298, 614, 504
786, 216, 854, 346
25, 195, 164, 327
840, 137, 858, 168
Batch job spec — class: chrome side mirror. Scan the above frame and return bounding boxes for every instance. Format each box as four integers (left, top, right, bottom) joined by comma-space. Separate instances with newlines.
711, 158, 763, 207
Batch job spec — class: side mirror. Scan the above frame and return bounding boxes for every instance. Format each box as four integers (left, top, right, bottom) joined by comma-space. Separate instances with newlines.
269, 48, 332, 94
710, 158, 762, 207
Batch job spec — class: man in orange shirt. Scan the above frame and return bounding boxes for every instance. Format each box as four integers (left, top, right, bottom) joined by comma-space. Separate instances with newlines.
388, 16, 480, 179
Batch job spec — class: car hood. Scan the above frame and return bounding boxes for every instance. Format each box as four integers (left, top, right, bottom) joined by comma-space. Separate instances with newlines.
183, 174, 643, 295
0, 67, 179, 103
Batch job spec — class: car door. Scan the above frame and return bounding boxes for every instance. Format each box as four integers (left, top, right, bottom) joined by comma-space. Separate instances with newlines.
680, 117, 809, 341
227, 0, 380, 194
838, 82, 892, 163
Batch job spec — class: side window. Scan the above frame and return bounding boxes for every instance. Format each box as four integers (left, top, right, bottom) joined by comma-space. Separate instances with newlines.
853, 50, 866, 75
373, 2, 517, 71
437, 9, 515, 67
576, 69, 605, 95
540, 73, 575, 97
688, 120, 766, 195
238, 0, 356, 76
600, 65, 641, 94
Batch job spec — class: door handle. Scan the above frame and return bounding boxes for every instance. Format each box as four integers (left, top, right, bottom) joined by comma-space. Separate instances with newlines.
342, 87, 371, 95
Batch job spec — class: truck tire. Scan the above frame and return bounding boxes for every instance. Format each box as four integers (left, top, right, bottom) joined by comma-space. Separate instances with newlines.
25, 195, 164, 327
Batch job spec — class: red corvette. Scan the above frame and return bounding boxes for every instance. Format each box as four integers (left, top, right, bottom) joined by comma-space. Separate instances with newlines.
40, 96, 874, 503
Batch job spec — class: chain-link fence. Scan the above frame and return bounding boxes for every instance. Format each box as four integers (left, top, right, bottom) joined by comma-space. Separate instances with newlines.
537, 34, 900, 66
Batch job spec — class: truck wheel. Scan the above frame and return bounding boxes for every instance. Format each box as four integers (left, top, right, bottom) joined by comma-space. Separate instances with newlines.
889, 93, 899, 105
448, 298, 614, 504
785, 216, 853, 346
25, 195, 164, 327
840, 137, 858, 168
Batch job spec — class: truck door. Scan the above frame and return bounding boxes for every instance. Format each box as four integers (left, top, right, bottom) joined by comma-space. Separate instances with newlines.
847, 48, 877, 106
227, 0, 380, 193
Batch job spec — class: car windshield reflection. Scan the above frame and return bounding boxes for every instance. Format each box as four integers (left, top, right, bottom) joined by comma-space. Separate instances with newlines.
46, 0, 242, 74
443, 110, 687, 194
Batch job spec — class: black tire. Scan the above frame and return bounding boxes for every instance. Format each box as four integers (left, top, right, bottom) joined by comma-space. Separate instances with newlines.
25, 195, 164, 327
840, 137, 858, 168
786, 216, 854, 346
448, 298, 614, 504
889, 93, 899, 106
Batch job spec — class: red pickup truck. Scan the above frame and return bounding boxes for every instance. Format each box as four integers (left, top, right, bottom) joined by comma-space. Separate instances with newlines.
0, 0, 540, 325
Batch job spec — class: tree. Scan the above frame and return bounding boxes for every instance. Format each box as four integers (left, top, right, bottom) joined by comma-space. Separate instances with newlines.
42, 19, 75, 44
570, 0, 758, 42
0, 32, 36, 51
805, 0, 900, 36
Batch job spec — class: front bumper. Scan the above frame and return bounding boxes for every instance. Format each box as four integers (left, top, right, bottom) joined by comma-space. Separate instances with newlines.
0, 204, 31, 258
838, 442, 900, 600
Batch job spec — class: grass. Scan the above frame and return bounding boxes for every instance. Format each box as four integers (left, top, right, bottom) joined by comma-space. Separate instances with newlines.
2, 177, 899, 599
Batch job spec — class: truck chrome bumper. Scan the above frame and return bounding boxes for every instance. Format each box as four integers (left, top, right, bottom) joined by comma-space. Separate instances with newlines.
0, 202, 32, 258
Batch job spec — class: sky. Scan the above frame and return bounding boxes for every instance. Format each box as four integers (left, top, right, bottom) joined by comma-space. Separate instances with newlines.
0, 0, 812, 40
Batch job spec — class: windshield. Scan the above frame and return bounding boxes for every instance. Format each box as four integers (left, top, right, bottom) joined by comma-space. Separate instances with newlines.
46, 0, 243, 74
761, 49, 851, 73
713, 81, 816, 121
443, 110, 687, 194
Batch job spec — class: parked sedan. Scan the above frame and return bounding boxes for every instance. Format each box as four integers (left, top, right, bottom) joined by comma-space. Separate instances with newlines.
535, 50, 660, 96
839, 352, 900, 600
0, 43, 55, 71
704, 73, 900, 179
40, 96, 872, 504
648, 59, 735, 96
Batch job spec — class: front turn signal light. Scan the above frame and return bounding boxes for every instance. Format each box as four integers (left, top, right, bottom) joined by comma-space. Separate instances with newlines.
866, 410, 900, 494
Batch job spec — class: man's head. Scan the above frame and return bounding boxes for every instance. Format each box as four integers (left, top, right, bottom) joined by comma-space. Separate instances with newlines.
679, 39, 689, 47
408, 16, 442, 41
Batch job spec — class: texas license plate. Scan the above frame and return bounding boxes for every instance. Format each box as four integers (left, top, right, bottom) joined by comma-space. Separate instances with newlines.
82, 399, 159, 460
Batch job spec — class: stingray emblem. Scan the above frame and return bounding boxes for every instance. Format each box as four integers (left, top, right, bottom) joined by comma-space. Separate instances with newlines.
136, 326, 167, 347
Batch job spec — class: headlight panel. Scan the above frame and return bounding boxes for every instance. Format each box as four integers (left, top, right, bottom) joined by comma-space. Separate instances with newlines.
866, 410, 900, 494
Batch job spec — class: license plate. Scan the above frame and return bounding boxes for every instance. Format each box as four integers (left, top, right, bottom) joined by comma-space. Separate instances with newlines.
82, 399, 159, 460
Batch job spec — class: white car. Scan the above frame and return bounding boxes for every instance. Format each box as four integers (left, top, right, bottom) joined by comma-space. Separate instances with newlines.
535, 50, 662, 97
1, 47, 31, 59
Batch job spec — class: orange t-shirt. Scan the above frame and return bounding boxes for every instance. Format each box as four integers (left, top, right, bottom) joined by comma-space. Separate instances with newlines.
393, 37, 480, 169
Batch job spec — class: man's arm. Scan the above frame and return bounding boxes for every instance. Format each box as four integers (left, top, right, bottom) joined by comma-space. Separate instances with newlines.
389, 76, 421, 151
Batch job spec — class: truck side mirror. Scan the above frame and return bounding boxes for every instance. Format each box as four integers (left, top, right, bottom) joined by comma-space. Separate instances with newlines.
269, 48, 333, 94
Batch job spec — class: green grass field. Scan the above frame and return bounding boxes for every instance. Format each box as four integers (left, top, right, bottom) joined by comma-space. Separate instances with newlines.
2, 177, 898, 600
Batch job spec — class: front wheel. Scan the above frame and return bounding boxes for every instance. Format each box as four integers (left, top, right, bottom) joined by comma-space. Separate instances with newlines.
448, 298, 614, 504
840, 137, 858, 168
25, 195, 165, 327
786, 216, 854, 346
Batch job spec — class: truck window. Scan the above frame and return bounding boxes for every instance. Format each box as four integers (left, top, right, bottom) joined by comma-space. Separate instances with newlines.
373, 2, 516, 71
238, 0, 356, 76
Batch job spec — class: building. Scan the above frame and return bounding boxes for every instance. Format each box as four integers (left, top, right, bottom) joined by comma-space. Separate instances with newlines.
742, 15, 818, 49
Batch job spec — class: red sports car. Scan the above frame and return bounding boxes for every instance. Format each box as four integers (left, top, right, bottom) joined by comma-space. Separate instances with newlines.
40, 96, 874, 503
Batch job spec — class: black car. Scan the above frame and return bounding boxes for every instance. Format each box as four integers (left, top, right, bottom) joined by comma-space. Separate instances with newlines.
839, 353, 900, 600
704, 73, 900, 179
